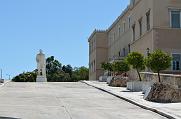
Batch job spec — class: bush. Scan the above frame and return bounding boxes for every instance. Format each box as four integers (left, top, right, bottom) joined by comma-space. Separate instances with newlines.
145, 50, 172, 82
126, 52, 145, 81
12, 72, 36, 82
112, 61, 130, 74
101, 62, 113, 76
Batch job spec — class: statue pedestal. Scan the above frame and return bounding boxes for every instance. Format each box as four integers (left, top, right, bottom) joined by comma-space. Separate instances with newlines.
36, 76, 47, 82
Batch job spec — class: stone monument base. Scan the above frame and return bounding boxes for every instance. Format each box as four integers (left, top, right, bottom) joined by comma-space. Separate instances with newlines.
36, 76, 47, 82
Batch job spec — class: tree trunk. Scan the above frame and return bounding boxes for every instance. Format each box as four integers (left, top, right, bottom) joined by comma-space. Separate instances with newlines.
108, 70, 110, 76
158, 71, 161, 83
136, 69, 142, 81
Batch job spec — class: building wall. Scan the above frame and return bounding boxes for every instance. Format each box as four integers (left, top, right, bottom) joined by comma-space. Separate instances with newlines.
128, 0, 154, 54
108, 0, 155, 60
153, 0, 181, 28
131, 0, 181, 54
152, 0, 181, 52
153, 28, 181, 54
88, 0, 181, 80
88, 31, 108, 80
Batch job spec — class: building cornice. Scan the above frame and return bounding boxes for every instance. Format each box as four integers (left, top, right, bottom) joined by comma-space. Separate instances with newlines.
107, 0, 142, 32
107, 5, 130, 32
88, 29, 107, 42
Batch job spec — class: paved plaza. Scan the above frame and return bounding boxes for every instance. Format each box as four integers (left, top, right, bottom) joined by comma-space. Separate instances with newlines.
0, 82, 166, 119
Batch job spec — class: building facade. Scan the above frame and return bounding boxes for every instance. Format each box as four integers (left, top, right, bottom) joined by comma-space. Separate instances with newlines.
88, 30, 108, 80
88, 0, 181, 80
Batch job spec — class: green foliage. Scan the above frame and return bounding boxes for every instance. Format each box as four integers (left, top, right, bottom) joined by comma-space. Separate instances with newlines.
46, 56, 62, 74
145, 50, 172, 82
101, 62, 113, 76
126, 52, 145, 81
72, 67, 89, 81
47, 71, 71, 82
101, 62, 113, 71
13, 56, 89, 82
12, 72, 36, 82
62, 65, 73, 77
112, 61, 130, 73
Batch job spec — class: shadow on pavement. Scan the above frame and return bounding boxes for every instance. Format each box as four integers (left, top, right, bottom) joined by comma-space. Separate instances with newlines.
0, 117, 21, 119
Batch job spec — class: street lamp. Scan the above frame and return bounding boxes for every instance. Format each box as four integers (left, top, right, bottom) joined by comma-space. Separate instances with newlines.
146, 48, 151, 72
147, 48, 150, 56
0, 69, 2, 80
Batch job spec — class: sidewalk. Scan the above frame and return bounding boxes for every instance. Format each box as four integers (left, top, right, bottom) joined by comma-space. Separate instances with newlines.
83, 81, 181, 119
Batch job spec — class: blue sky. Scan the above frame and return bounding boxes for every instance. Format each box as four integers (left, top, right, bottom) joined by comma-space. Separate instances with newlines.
0, 0, 129, 79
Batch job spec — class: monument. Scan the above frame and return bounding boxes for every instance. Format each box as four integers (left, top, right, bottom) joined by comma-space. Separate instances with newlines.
36, 50, 47, 82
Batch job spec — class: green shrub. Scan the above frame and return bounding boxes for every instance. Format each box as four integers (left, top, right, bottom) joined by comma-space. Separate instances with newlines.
145, 50, 172, 82
126, 52, 145, 81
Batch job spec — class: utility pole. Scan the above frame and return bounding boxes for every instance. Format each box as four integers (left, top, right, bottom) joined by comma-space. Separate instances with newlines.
0, 69, 2, 80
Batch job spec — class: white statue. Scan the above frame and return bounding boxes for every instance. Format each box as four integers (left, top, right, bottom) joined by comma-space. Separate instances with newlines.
36, 49, 47, 82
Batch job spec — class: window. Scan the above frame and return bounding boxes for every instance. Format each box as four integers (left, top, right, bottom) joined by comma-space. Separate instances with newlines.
91, 41, 93, 52
171, 10, 181, 28
118, 51, 121, 57
132, 24, 136, 41
93, 60, 96, 72
172, 54, 181, 70
118, 25, 121, 36
113, 32, 116, 41
91, 62, 93, 72
123, 22, 126, 32
130, 0, 135, 6
128, 44, 131, 53
123, 48, 126, 57
139, 18, 143, 37
128, 16, 131, 29
146, 10, 150, 31
93, 39, 96, 49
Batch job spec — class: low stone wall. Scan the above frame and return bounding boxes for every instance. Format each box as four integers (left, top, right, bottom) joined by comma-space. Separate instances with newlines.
145, 83, 181, 103
127, 81, 143, 92
99, 76, 108, 82
140, 72, 181, 89
127, 81, 154, 92
109, 77, 129, 87
107, 76, 113, 84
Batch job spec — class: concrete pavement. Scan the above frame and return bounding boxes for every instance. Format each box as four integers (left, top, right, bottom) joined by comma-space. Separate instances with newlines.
0, 82, 167, 119
83, 81, 181, 119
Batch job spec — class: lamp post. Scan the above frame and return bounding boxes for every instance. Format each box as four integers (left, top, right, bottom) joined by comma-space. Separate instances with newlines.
0, 69, 2, 80
147, 48, 150, 56
146, 48, 151, 72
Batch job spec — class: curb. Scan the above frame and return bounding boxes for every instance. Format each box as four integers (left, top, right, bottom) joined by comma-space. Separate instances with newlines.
81, 81, 176, 119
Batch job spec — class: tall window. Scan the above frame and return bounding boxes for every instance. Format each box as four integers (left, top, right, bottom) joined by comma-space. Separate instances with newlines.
113, 32, 116, 41
139, 18, 143, 37
91, 41, 93, 52
128, 16, 131, 29
172, 54, 181, 70
146, 10, 150, 31
171, 10, 181, 28
123, 48, 126, 57
93, 60, 96, 72
118, 25, 121, 36
89, 44, 91, 54
130, 0, 135, 6
123, 22, 126, 32
132, 24, 136, 41
128, 44, 131, 53
118, 51, 121, 57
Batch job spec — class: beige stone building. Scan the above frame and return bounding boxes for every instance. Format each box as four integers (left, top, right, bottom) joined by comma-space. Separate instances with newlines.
88, 30, 108, 81
88, 0, 181, 80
